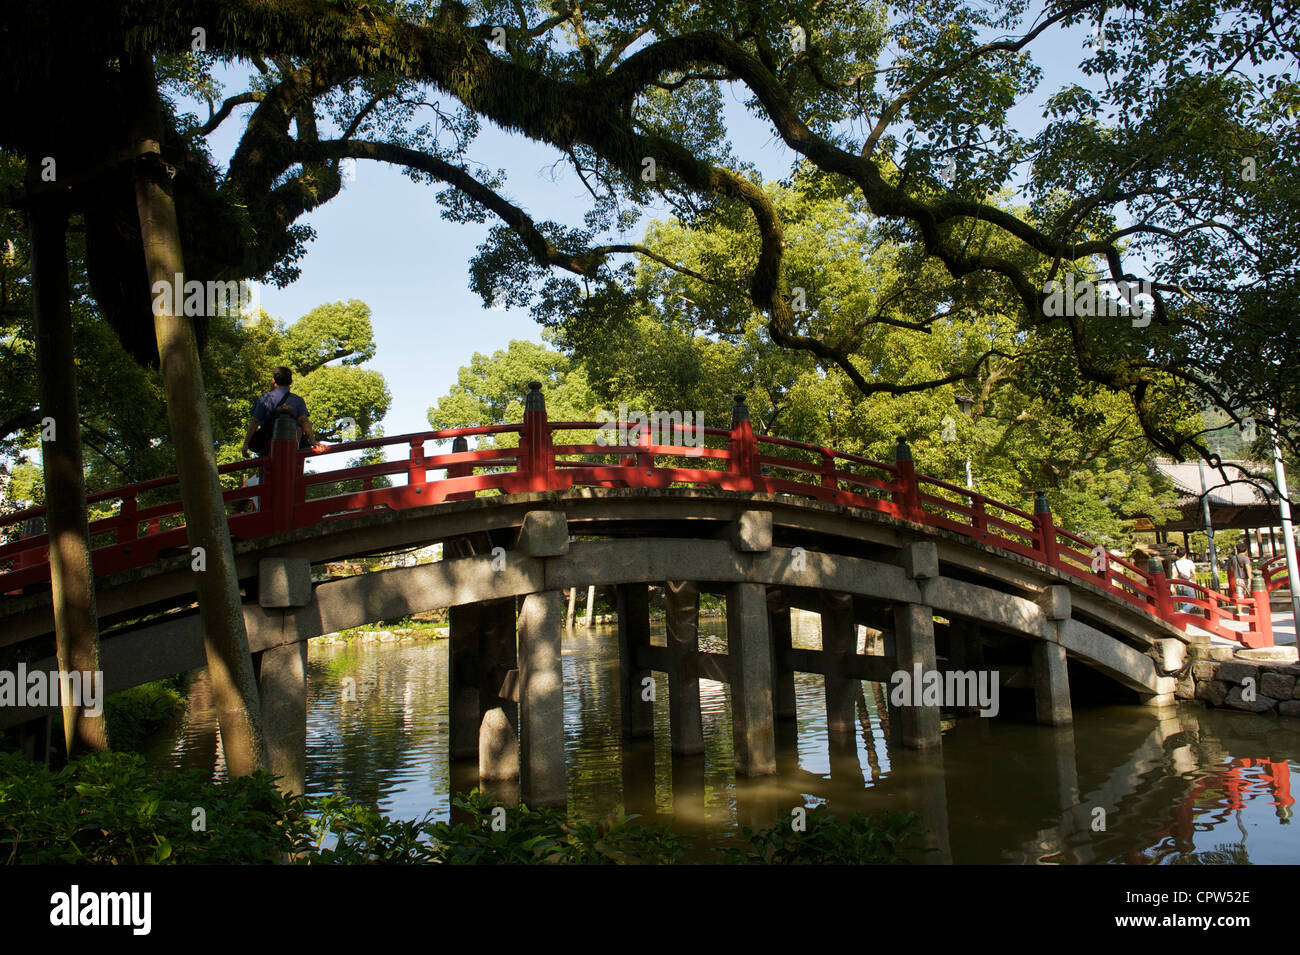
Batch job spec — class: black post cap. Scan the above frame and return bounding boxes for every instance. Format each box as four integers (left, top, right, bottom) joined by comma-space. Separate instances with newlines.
1033, 490, 1051, 514
524, 380, 545, 412
272, 408, 298, 442
731, 394, 750, 426
894, 435, 912, 463
451, 436, 468, 453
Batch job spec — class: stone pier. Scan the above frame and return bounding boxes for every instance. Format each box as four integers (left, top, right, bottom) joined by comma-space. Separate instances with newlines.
518, 590, 566, 807
820, 591, 858, 750
617, 583, 654, 738
665, 580, 704, 757
726, 581, 777, 775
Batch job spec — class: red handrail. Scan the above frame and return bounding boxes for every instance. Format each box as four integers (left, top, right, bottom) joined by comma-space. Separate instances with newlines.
0, 394, 1274, 646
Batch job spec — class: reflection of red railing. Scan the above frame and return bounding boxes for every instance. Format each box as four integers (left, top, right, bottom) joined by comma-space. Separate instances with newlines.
1128, 757, 1293, 863
0, 386, 1274, 645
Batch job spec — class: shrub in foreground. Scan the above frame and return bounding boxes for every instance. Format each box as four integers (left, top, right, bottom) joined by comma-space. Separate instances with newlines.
1, 752, 926, 865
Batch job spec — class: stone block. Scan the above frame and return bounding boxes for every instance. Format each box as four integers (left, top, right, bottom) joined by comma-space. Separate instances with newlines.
1195, 680, 1228, 706
902, 541, 939, 580
1279, 700, 1300, 718
1174, 676, 1196, 700
516, 510, 569, 557
1156, 639, 1185, 673
1191, 660, 1218, 681
1208, 646, 1237, 661
479, 706, 519, 781
258, 557, 312, 608
1260, 672, 1296, 700
1188, 644, 1212, 660
1237, 647, 1299, 664
731, 511, 772, 552
1216, 661, 1260, 685
1225, 686, 1276, 713
1037, 585, 1071, 621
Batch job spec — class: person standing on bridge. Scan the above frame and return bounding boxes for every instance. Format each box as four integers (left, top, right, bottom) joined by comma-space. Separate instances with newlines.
1230, 540, 1253, 612
1172, 546, 1197, 614
239, 367, 325, 509
242, 366, 325, 458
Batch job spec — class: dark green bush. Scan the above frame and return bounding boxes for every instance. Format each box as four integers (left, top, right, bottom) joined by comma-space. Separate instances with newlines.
2, 752, 926, 865
104, 677, 187, 751
0, 751, 299, 864
718, 805, 930, 864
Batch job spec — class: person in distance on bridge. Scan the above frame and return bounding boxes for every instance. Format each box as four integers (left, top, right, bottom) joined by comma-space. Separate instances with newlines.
238, 366, 326, 509
1230, 540, 1253, 612
1172, 546, 1197, 614
242, 365, 326, 457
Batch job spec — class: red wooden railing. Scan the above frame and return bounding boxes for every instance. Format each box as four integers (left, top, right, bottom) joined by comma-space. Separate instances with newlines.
1261, 553, 1292, 595
0, 386, 1274, 646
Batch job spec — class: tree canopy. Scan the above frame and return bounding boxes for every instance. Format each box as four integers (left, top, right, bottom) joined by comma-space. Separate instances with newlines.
3, 0, 1295, 487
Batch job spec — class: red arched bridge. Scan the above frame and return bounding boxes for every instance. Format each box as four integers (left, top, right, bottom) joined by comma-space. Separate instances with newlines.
0, 385, 1279, 804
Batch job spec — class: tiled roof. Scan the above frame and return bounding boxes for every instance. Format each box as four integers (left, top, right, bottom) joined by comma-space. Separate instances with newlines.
1152, 458, 1274, 506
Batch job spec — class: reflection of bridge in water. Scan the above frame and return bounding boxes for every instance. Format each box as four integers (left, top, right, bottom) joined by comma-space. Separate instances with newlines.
0, 386, 1282, 814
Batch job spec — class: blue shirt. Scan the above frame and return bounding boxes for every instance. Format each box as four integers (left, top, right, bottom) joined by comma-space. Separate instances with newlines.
252, 387, 309, 424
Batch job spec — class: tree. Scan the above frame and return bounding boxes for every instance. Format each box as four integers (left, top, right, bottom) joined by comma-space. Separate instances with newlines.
539, 173, 1187, 539
8, 1, 1293, 460
428, 338, 596, 446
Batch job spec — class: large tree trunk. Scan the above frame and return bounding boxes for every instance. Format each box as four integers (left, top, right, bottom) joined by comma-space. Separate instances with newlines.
126, 55, 268, 776
27, 176, 109, 757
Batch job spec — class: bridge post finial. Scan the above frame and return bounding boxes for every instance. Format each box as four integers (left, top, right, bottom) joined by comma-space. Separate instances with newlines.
725, 394, 758, 490
445, 434, 473, 500
524, 380, 546, 413
1032, 490, 1059, 569
730, 394, 750, 427
521, 381, 552, 490
890, 437, 922, 522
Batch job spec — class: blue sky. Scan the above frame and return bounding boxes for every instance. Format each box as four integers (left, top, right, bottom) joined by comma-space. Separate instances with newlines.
203, 13, 1092, 447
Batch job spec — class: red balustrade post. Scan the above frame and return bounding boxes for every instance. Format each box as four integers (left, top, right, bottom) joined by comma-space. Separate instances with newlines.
635, 412, 653, 472
118, 492, 139, 543
445, 435, 475, 502
12, 515, 47, 571
1146, 556, 1174, 621
521, 380, 552, 491
727, 394, 758, 491
1033, 491, 1059, 568
970, 497, 987, 541
1248, 574, 1274, 647
820, 450, 836, 492
1225, 563, 1235, 617
891, 437, 923, 523
266, 409, 303, 533
407, 439, 427, 487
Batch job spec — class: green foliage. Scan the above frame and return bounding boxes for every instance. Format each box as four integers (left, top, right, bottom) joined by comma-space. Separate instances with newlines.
0, 751, 299, 865
427, 338, 599, 447
423, 791, 692, 865
719, 805, 930, 865
103, 677, 187, 752
448, 175, 1189, 548
1, 753, 924, 865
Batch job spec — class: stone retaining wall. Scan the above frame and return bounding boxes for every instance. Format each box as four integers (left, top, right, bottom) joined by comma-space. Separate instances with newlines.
1182, 644, 1300, 717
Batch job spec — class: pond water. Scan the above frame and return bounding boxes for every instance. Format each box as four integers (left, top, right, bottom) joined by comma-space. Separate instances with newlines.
149, 612, 1300, 863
